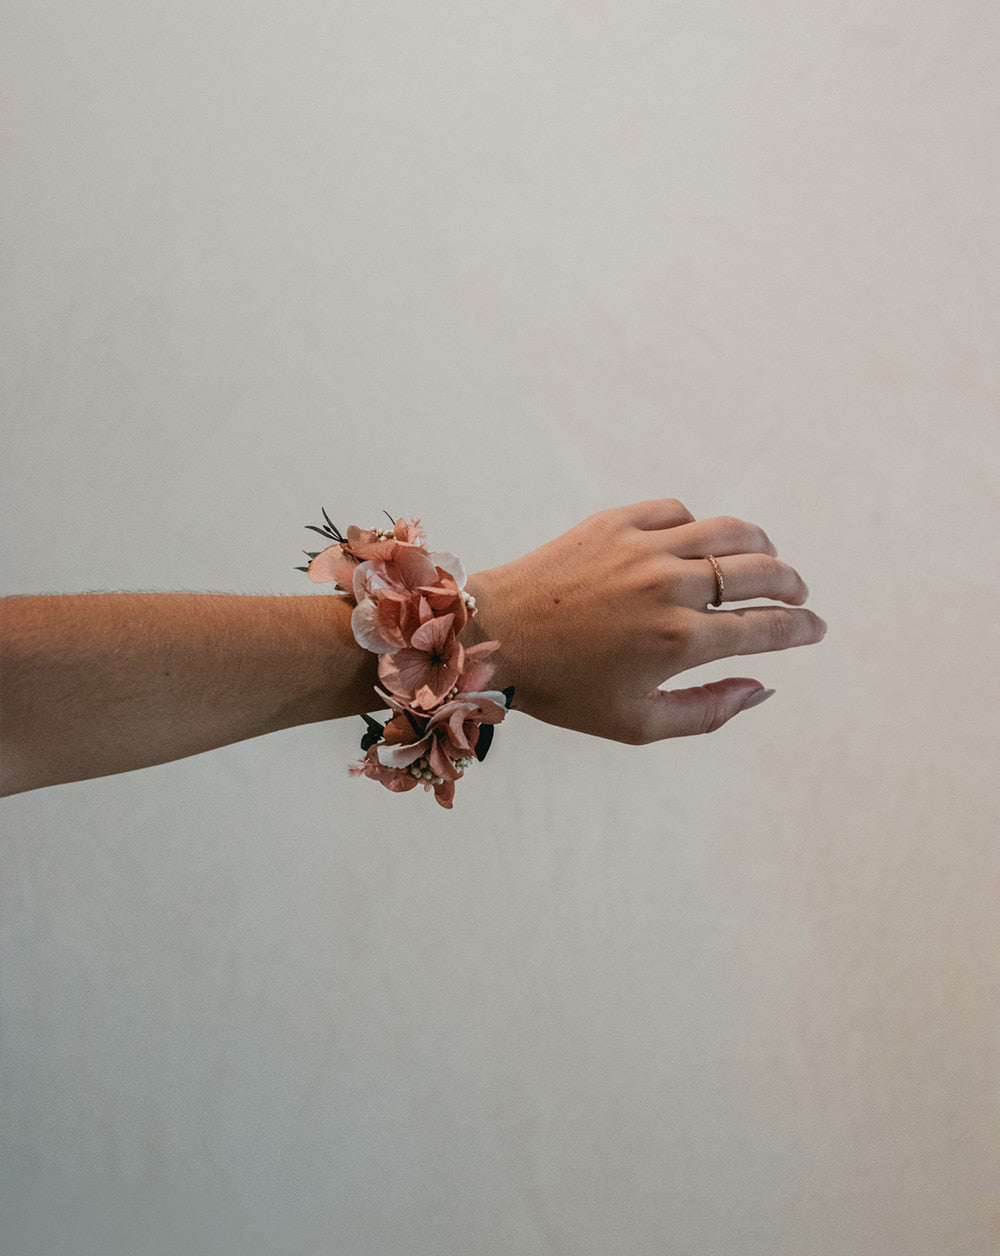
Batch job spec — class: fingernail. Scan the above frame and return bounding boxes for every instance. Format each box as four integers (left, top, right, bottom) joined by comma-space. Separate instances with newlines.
740, 687, 775, 712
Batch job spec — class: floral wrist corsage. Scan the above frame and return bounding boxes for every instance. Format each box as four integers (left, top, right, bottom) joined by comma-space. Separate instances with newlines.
298, 511, 513, 809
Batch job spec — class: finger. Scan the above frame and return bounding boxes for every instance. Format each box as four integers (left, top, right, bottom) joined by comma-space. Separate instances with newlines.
620, 498, 696, 531
685, 605, 827, 666
679, 553, 810, 609
659, 515, 779, 559
623, 678, 775, 743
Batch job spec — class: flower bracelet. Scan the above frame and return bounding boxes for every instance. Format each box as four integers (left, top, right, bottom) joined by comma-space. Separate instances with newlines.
298, 511, 513, 809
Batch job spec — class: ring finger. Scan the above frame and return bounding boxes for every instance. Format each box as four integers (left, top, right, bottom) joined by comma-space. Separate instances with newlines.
681, 552, 810, 609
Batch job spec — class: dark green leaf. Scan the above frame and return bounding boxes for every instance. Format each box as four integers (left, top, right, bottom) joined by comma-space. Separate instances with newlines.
321, 508, 346, 541
474, 722, 495, 761
360, 713, 385, 751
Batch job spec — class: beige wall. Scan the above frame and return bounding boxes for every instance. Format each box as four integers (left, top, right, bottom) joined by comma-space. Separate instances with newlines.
2, 3, 998, 1252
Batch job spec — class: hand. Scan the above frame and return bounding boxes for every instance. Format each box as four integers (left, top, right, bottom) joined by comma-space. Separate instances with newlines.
464, 499, 826, 743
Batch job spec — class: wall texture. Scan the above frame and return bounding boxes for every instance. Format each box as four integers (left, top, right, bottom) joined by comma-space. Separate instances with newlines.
2, 3, 998, 1253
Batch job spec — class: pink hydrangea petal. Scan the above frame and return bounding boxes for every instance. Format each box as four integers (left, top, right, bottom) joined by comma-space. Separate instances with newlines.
346, 526, 399, 562
373, 592, 421, 649
308, 545, 357, 587
379, 649, 423, 696
394, 517, 425, 545
426, 692, 508, 734
351, 599, 396, 654
377, 735, 430, 769
457, 657, 496, 694
409, 612, 456, 654
428, 736, 457, 779
389, 545, 440, 592
384, 773, 421, 793
432, 778, 456, 809
353, 561, 389, 602
373, 685, 406, 713
412, 660, 462, 708
428, 551, 466, 588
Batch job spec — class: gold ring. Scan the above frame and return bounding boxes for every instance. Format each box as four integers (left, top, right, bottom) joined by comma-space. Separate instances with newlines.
706, 554, 725, 607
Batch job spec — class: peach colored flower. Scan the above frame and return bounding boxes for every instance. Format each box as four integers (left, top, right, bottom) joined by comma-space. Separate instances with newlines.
376, 689, 508, 779
350, 737, 458, 809
373, 544, 441, 594
310, 518, 428, 589
378, 613, 465, 710
345, 519, 426, 564
349, 558, 469, 654
349, 563, 402, 653
393, 517, 425, 545
415, 570, 468, 633
371, 589, 430, 651
307, 543, 358, 589
349, 745, 420, 793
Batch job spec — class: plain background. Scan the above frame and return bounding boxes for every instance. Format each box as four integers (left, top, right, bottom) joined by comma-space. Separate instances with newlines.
2, 2, 998, 1253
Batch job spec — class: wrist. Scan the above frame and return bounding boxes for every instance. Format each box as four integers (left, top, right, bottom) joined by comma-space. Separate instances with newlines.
463, 567, 530, 713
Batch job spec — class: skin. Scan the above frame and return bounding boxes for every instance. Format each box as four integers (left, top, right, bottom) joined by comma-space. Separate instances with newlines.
0, 499, 825, 796
465, 498, 826, 743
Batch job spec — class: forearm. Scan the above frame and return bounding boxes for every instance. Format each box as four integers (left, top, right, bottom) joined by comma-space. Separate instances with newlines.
0, 593, 378, 795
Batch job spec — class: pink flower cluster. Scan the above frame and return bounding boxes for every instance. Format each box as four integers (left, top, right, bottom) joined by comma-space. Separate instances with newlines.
307, 518, 509, 809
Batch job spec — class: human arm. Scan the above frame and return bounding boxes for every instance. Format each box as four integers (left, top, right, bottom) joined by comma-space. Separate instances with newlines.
0, 499, 825, 796
0, 592, 379, 795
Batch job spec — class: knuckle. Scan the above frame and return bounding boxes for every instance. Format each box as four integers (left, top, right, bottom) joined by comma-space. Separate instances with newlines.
719, 516, 773, 554
770, 609, 798, 648
647, 554, 685, 600
658, 612, 694, 655
696, 700, 729, 737
664, 497, 694, 522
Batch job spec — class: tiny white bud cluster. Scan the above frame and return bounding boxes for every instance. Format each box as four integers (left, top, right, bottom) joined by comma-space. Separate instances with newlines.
408, 755, 445, 786
461, 591, 478, 615
405, 752, 476, 783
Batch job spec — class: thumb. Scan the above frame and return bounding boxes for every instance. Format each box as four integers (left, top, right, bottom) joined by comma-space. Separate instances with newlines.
626, 679, 775, 742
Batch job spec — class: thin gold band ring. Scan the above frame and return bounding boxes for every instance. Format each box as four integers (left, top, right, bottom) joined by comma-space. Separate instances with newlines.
705, 554, 725, 607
